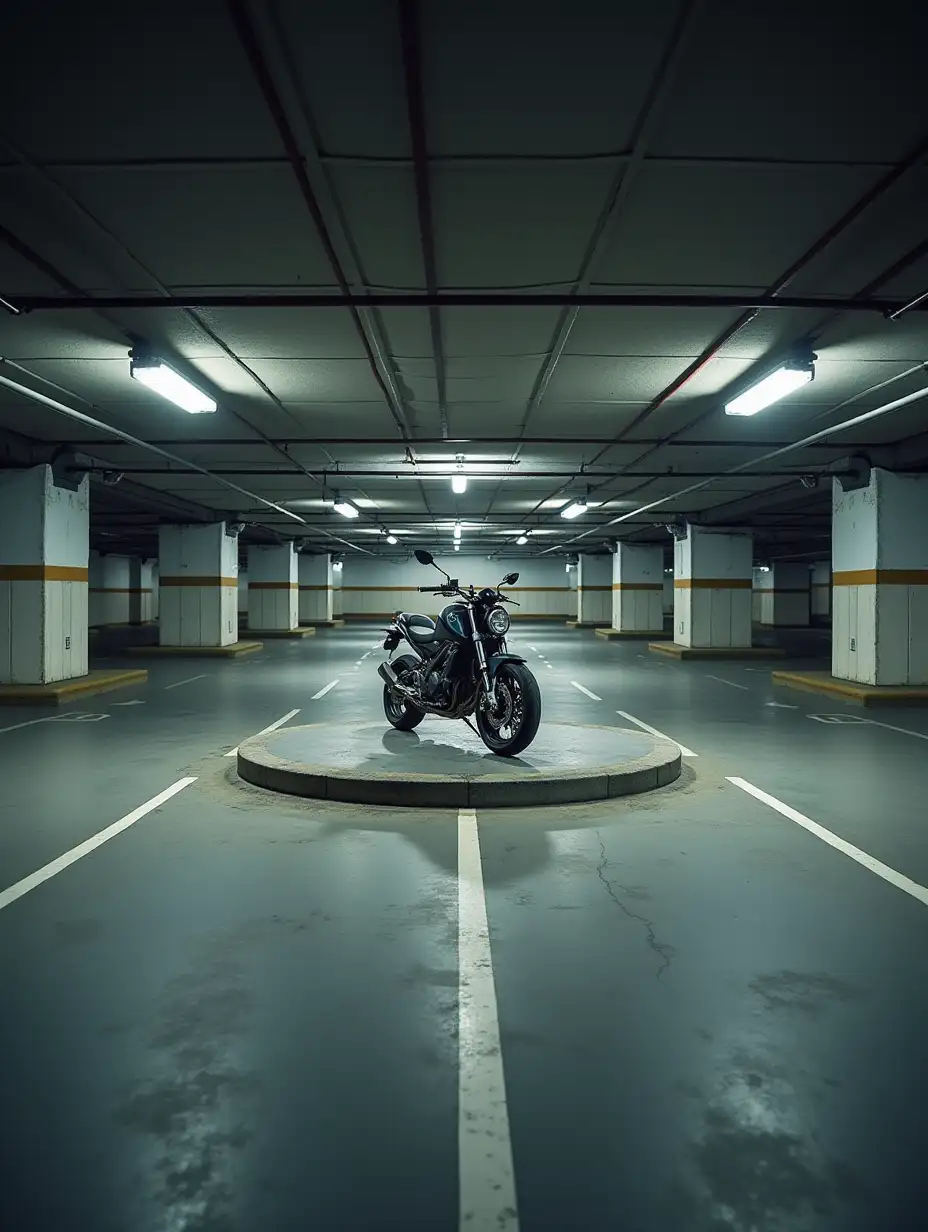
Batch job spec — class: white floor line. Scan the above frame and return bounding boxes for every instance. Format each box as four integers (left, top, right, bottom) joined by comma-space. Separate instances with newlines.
570, 681, 602, 701
727, 777, 928, 908
0, 717, 57, 736
616, 709, 698, 757
224, 708, 301, 757
861, 718, 928, 743
0, 777, 197, 912
312, 679, 340, 700
706, 674, 749, 690
163, 673, 207, 690
528, 645, 538, 652
457, 809, 519, 1230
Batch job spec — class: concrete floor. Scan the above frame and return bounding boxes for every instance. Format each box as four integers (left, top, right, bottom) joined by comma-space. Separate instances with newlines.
0, 622, 926, 1230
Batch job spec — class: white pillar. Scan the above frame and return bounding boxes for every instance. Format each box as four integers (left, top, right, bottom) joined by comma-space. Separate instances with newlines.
674, 526, 752, 648
158, 523, 238, 647
332, 562, 343, 616
811, 561, 831, 623
248, 543, 298, 630
566, 562, 578, 618
150, 561, 159, 620
298, 553, 334, 623
0, 464, 89, 684
612, 544, 664, 632
832, 469, 928, 685
128, 558, 154, 625
576, 555, 612, 624
755, 562, 810, 626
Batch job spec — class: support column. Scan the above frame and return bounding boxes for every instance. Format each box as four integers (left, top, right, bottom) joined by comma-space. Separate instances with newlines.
248, 543, 298, 631
0, 464, 89, 683
238, 571, 249, 621
332, 564, 343, 617
832, 469, 928, 685
611, 544, 664, 633
574, 554, 611, 626
91, 555, 133, 625
811, 561, 831, 624
151, 562, 159, 620
755, 563, 810, 626
298, 553, 334, 624
128, 558, 154, 625
158, 523, 238, 646
674, 526, 752, 648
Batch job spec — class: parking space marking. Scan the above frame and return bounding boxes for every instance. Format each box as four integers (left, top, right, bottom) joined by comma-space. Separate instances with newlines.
0, 777, 198, 912
224, 708, 301, 757
164, 674, 207, 690
616, 710, 698, 757
727, 777, 928, 908
571, 681, 602, 701
706, 675, 749, 690
312, 679, 340, 700
458, 809, 519, 1230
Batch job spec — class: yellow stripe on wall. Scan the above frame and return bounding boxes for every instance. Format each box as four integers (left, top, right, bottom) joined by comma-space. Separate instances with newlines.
0, 564, 89, 581
160, 575, 238, 587
612, 582, 662, 591
832, 569, 928, 586
674, 577, 752, 589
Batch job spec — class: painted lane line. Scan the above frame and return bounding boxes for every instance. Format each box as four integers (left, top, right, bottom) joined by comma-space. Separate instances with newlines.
0, 713, 108, 736
312, 679, 340, 700
0, 777, 197, 912
570, 681, 602, 701
224, 708, 301, 757
545, 663, 554, 669
457, 809, 519, 1230
163, 673, 207, 690
616, 710, 698, 757
706, 674, 749, 690
528, 645, 538, 652
727, 777, 928, 909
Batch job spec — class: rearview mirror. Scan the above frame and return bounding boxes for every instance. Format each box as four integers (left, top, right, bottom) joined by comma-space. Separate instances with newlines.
414, 549, 434, 566
503, 572, 519, 585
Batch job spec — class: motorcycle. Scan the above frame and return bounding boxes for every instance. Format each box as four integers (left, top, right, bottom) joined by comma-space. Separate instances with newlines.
377, 549, 542, 757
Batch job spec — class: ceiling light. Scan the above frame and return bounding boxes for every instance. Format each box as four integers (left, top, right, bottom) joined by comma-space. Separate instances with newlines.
560, 500, 588, 520
724, 354, 816, 417
452, 473, 467, 494
454, 543, 460, 551
516, 535, 528, 545
333, 497, 359, 518
386, 535, 397, 545
332, 560, 343, 571
454, 522, 462, 540
130, 351, 216, 414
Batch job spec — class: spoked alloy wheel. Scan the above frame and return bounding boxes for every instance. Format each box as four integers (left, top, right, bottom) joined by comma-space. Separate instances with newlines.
382, 653, 425, 731
475, 663, 541, 756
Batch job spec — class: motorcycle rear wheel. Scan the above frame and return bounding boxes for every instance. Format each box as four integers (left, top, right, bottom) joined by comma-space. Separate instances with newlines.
383, 653, 426, 731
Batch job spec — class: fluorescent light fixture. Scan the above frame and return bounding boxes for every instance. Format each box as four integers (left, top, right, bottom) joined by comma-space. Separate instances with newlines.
129, 352, 216, 414
542, 498, 569, 510
386, 535, 397, 545
333, 499, 359, 518
516, 536, 528, 545
454, 543, 460, 551
560, 500, 588, 520
724, 356, 815, 417
454, 523, 462, 540
452, 473, 467, 494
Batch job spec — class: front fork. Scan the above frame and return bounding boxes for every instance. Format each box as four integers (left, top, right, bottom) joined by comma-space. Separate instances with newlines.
468, 609, 496, 707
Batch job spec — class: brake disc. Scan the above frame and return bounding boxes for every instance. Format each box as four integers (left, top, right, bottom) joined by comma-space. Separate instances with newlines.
486, 681, 515, 730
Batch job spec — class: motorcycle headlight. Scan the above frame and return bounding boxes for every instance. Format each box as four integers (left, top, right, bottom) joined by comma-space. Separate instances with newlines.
486, 605, 510, 635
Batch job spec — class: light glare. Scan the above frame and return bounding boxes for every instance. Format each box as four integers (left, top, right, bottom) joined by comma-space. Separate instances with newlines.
724, 364, 813, 417
131, 360, 216, 414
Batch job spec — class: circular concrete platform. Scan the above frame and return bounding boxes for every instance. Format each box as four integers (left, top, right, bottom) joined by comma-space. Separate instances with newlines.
236, 720, 682, 808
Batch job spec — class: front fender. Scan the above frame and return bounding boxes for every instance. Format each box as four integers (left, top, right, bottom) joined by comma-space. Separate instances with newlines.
486, 653, 526, 679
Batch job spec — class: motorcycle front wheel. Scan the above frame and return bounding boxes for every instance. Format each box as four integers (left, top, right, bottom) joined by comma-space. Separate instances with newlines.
475, 662, 541, 757
382, 653, 426, 731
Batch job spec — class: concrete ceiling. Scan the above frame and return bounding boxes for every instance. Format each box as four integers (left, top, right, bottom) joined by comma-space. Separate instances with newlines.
0, 0, 926, 564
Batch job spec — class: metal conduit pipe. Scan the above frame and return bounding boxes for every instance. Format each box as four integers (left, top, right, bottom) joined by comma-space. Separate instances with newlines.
87, 468, 854, 480
542, 381, 928, 552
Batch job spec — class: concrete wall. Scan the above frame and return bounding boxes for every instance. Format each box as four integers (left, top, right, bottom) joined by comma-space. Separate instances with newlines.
662, 573, 673, 614
811, 561, 830, 622
128, 558, 154, 625
758, 563, 810, 626
248, 544, 298, 630
159, 523, 238, 647
89, 554, 132, 625
151, 562, 159, 620
0, 465, 89, 684
833, 470, 928, 684
341, 555, 571, 618
238, 571, 248, 614
612, 544, 663, 632
674, 527, 752, 648
298, 554, 334, 623
577, 554, 612, 624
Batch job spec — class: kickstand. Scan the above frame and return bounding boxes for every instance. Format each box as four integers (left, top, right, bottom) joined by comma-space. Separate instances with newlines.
462, 716, 480, 737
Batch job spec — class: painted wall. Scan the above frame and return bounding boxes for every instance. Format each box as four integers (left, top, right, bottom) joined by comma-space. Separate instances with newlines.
612, 544, 663, 632
298, 554, 334, 623
674, 527, 752, 648
577, 554, 612, 624
128, 558, 154, 624
341, 555, 571, 618
248, 543, 298, 630
0, 465, 89, 684
833, 471, 928, 684
159, 523, 238, 647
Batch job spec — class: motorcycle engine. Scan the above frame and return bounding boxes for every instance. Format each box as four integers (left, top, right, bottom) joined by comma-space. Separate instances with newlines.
425, 671, 448, 703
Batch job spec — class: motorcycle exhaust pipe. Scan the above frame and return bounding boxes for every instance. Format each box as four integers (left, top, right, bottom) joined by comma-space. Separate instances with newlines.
378, 661, 415, 697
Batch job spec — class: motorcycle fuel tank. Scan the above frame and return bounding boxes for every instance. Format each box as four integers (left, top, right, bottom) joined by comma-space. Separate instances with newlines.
437, 603, 470, 642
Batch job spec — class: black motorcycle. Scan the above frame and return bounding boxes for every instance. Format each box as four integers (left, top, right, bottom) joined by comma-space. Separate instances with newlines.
378, 550, 542, 756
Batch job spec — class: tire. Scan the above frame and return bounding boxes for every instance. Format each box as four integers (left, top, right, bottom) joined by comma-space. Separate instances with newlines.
383, 653, 426, 731
475, 662, 542, 756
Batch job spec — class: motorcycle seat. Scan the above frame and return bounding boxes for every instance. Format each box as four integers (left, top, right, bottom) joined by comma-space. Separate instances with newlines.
398, 612, 438, 645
